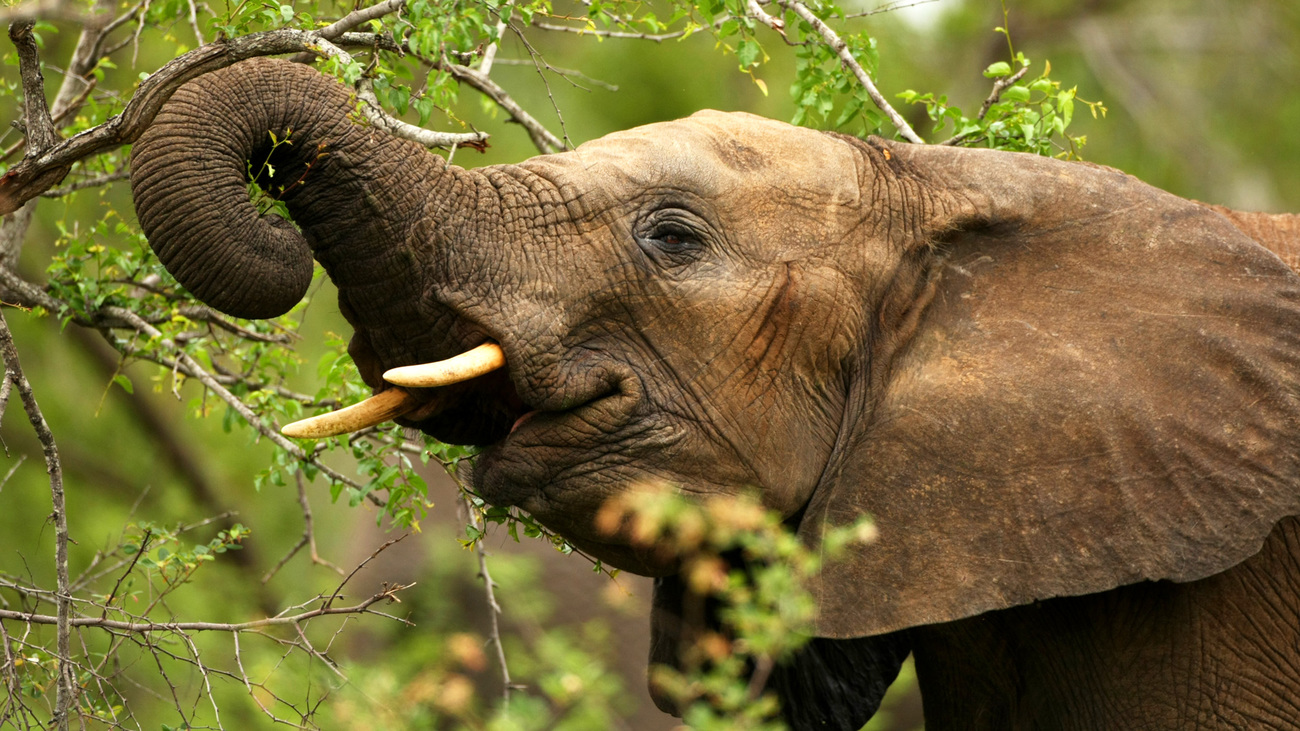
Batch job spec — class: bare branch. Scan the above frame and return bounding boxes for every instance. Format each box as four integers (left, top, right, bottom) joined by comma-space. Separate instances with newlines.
329, 31, 560, 153
447, 61, 563, 153
462, 493, 516, 700
40, 169, 129, 197
322, 534, 408, 611
0, 309, 74, 728
530, 19, 693, 41
747, 0, 785, 35
0, 583, 412, 631
843, 0, 942, 20
262, 473, 345, 583
764, 0, 924, 143
478, 0, 514, 77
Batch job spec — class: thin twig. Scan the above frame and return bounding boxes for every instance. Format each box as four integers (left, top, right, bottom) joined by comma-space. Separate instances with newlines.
0, 583, 413, 631
941, 64, 1031, 145
322, 535, 408, 611
40, 169, 129, 197
843, 0, 941, 19
0, 454, 25, 492
262, 473, 345, 583
478, 0, 513, 77
0, 309, 74, 729
330, 31, 563, 153
461, 493, 515, 700
530, 19, 694, 41
101, 305, 378, 504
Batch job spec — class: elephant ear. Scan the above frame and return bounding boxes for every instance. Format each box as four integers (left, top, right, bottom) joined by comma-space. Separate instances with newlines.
800, 139, 1300, 639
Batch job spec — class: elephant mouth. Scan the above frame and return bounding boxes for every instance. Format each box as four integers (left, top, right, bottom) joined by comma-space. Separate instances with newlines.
280, 343, 514, 439
280, 341, 637, 457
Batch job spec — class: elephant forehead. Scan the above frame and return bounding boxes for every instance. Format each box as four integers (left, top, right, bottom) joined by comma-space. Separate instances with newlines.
520, 111, 862, 206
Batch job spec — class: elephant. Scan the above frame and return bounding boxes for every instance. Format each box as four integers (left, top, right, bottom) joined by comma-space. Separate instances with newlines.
129, 58, 1300, 729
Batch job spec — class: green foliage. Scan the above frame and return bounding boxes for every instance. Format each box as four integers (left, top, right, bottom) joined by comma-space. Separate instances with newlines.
899, 53, 1106, 157
598, 487, 876, 728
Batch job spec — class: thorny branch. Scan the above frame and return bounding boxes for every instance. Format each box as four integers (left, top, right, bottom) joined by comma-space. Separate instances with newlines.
263, 473, 346, 583
0, 309, 74, 728
461, 493, 516, 700
0, 582, 412, 632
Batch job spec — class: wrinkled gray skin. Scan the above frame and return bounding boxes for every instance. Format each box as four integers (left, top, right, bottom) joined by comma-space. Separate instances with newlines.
131, 59, 1300, 729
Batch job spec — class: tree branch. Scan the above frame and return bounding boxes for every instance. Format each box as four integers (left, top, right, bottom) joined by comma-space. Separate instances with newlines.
941, 63, 1032, 145
0, 309, 74, 729
763, 0, 924, 143
530, 19, 694, 41
8, 22, 60, 154
0, 583, 412, 632
331, 31, 563, 154
100, 305, 376, 502
462, 493, 515, 700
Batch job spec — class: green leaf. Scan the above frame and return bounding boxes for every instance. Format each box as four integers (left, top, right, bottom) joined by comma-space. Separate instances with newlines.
113, 374, 133, 394
1002, 85, 1031, 103
983, 61, 1012, 78
736, 39, 761, 69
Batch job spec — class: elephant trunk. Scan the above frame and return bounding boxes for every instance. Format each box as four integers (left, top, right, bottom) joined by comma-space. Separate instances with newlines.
130, 57, 451, 320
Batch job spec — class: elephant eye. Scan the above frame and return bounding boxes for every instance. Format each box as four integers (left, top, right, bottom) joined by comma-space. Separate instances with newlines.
635, 208, 708, 268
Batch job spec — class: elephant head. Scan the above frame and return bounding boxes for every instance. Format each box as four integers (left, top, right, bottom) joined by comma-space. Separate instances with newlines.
130, 58, 1300, 726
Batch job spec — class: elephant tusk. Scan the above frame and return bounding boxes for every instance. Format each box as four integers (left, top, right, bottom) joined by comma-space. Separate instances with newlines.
281, 388, 417, 439
382, 342, 506, 388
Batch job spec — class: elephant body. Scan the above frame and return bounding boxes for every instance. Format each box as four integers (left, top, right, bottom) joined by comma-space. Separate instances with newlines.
912, 516, 1300, 729
129, 59, 1300, 729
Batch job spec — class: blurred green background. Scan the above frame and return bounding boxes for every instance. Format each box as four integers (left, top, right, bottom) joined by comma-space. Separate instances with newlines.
1, 0, 1297, 728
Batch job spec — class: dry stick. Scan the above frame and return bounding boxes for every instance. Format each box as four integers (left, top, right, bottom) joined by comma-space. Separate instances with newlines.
763, 0, 924, 144
0, 455, 26, 492
511, 28, 573, 151
298, 2, 490, 151
321, 535, 409, 612
461, 493, 515, 701
0, 310, 74, 729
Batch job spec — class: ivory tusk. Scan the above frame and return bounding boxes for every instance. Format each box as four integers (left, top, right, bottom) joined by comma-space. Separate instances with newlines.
281, 388, 417, 439
382, 342, 506, 388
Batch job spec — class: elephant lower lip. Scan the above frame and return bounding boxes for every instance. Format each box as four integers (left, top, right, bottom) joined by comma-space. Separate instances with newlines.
510, 411, 538, 434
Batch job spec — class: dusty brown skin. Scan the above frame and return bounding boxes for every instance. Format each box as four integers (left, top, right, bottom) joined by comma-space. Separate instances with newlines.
130, 59, 1300, 729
